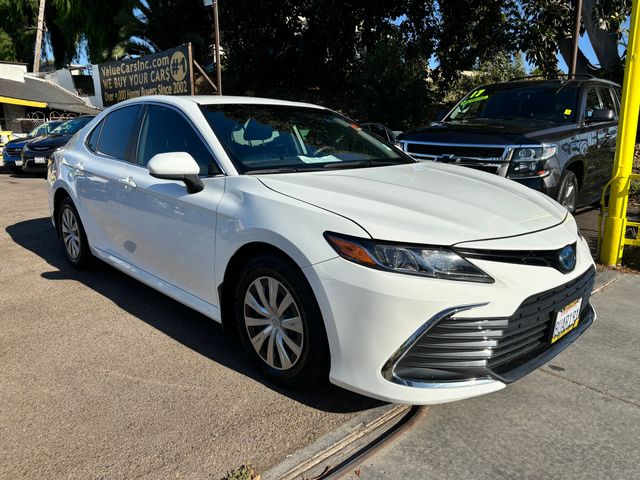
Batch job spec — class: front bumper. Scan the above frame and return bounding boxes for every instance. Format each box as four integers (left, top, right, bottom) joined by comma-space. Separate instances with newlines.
21, 150, 51, 172
304, 227, 595, 405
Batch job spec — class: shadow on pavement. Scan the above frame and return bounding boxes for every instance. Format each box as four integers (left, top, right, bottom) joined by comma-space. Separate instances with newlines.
6, 216, 383, 414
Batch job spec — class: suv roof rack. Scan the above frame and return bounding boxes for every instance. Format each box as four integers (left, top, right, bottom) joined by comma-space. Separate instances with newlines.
508, 74, 596, 82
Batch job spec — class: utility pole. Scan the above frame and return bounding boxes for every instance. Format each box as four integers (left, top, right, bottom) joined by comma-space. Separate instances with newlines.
33, 0, 46, 73
213, 0, 222, 95
569, 0, 583, 76
600, 0, 640, 264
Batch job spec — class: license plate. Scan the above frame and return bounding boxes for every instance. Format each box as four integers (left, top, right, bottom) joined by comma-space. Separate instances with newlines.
15, 160, 23, 166
551, 298, 582, 344
34, 156, 47, 164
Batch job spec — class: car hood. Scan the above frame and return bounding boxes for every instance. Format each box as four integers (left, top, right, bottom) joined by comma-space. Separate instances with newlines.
4, 137, 35, 148
27, 134, 72, 149
258, 162, 567, 245
400, 120, 558, 145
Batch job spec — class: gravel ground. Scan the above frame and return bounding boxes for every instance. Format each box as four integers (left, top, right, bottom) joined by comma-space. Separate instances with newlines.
0, 171, 381, 479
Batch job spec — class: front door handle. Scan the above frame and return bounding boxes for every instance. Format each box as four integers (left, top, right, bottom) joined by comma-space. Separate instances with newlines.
118, 177, 137, 189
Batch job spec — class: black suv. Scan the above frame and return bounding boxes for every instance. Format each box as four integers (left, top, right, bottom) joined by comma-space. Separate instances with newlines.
397, 76, 621, 212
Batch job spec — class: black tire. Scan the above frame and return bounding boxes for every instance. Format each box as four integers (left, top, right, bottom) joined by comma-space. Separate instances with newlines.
58, 197, 93, 268
234, 254, 329, 389
556, 170, 579, 213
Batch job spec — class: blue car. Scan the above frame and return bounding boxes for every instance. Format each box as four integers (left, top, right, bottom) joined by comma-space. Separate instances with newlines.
2, 121, 64, 172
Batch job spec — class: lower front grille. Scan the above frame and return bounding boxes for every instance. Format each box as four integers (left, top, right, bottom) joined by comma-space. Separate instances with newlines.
388, 267, 596, 384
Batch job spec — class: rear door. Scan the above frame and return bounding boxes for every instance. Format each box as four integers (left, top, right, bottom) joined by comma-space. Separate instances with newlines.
75, 105, 142, 258
579, 85, 616, 201
116, 103, 224, 305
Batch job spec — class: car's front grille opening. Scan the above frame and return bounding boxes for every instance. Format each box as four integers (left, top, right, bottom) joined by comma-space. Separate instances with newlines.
391, 267, 596, 384
5, 148, 22, 156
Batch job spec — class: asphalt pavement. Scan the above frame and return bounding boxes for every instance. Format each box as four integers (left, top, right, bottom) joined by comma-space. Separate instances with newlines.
0, 171, 383, 479
347, 272, 640, 480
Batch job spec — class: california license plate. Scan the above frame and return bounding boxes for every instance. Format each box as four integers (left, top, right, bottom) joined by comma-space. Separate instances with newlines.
551, 298, 582, 344
34, 156, 47, 164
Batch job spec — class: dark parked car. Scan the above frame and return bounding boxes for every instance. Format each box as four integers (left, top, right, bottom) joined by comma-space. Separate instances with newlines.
397, 76, 621, 212
22, 116, 95, 173
2, 121, 64, 172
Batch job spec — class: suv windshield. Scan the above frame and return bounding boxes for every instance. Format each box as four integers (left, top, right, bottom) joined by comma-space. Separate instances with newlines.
447, 83, 579, 124
201, 104, 411, 173
50, 116, 93, 135
28, 122, 60, 137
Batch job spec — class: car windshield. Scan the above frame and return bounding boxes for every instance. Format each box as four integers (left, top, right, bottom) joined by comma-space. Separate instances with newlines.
50, 117, 93, 135
447, 83, 579, 124
200, 104, 412, 173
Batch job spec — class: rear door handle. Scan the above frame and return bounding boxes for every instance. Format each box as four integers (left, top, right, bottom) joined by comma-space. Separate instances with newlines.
118, 177, 137, 189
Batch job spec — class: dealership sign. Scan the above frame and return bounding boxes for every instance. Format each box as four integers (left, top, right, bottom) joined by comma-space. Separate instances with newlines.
98, 45, 193, 106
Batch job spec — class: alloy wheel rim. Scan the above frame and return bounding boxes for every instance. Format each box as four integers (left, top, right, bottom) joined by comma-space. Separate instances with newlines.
562, 182, 576, 211
243, 276, 304, 371
61, 208, 81, 260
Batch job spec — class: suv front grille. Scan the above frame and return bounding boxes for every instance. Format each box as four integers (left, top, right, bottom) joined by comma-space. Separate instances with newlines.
389, 267, 596, 384
404, 143, 505, 159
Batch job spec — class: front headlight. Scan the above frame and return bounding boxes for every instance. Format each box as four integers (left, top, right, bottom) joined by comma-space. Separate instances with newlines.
507, 145, 557, 179
324, 233, 494, 283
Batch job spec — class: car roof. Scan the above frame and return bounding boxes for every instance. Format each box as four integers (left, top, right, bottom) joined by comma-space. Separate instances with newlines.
495, 77, 620, 89
114, 95, 325, 110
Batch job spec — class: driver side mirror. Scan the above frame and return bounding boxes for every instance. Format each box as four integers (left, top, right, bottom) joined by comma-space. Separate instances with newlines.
147, 152, 205, 194
586, 108, 615, 123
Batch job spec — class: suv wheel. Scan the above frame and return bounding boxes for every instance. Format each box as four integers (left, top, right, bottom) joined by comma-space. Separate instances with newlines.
557, 170, 579, 213
234, 254, 329, 388
58, 197, 92, 268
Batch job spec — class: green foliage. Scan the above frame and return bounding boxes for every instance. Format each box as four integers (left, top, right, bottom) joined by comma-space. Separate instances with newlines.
0, 29, 16, 61
0, 0, 37, 66
355, 29, 434, 129
434, 0, 520, 84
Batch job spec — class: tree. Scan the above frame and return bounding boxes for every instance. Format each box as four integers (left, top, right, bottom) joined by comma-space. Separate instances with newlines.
0, 0, 38, 66
433, 0, 520, 84
519, 0, 632, 82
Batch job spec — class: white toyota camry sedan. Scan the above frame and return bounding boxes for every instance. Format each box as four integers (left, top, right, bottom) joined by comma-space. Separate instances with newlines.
47, 96, 596, 405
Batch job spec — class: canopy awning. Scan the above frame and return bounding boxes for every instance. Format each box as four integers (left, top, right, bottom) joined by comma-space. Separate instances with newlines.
0, 75, 100, 115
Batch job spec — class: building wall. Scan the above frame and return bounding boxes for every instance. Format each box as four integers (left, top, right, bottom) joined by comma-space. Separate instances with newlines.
0, 103, 26, 133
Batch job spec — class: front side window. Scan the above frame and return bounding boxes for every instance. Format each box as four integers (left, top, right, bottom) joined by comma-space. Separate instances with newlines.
96, 106, 141, 160
200, 104, 410, 173
448, 84, 579, 125
136, 105, 220, 176
585, 87, 603, 119
598, 87, 617, 116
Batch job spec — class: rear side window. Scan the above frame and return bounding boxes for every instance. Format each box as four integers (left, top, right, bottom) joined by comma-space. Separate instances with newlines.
96, 105, 142, 160
136, 105, 220, 176
86, 121, 103, 152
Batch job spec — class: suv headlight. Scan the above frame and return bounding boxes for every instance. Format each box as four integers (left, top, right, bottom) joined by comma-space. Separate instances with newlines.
507, 145, 557, 179
324, 233, 494, 283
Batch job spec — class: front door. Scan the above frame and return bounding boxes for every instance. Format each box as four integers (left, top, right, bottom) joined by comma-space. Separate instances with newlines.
117, 104, 225, 306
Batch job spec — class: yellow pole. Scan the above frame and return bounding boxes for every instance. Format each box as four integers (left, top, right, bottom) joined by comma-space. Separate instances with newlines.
600, 0, 640, 265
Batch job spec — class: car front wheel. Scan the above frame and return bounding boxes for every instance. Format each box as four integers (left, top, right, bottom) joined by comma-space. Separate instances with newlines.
556, 170, 579, 213
234, 254, 329, 388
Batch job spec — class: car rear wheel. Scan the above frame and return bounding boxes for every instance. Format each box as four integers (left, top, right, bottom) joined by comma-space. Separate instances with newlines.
234, 254, 329, 388
557, 170, 579, 213
58, 197, 92, 268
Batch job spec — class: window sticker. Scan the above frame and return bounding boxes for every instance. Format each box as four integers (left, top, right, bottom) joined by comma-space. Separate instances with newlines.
564, 108, 572, 115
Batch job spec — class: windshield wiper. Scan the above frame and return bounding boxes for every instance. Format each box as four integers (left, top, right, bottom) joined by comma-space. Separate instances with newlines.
245, 167, 299, 175
322, 161, 372, 169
